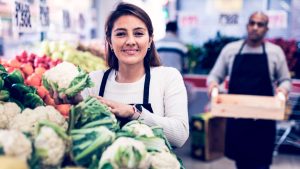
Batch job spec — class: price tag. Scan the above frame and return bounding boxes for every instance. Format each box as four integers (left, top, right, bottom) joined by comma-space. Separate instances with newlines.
63, 10, 71, 30
13, 1, 32, 32
39, 3, 50, 29
219, 13, 239, 25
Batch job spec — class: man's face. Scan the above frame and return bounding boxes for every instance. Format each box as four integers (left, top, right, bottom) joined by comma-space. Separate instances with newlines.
247, 14, 268, 43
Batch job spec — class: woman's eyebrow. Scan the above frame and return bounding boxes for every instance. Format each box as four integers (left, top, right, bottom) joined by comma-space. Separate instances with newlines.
113, 28, 126, 32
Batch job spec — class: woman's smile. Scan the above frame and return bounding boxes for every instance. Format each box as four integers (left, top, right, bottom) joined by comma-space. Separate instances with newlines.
122, 48, 139, 55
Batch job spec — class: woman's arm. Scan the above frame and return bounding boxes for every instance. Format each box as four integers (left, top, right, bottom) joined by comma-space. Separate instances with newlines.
139, 68, 189, 148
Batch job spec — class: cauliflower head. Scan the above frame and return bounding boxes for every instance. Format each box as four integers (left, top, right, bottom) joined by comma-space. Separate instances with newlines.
0, 104, 8, 129
122, 120, 154, 137
9, 106, 67, 134
43, 62, 79, 89
3, 102, 21, 120
34, 126, 66, 166
99, 137, 150, 169
42, 62, 94, 98
149, 151, 180, 169
0, 102, 21, 129
0, 130, 32, 161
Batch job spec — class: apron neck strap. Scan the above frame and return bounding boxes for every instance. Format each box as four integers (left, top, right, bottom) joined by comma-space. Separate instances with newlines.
238, 41, 266, 55
98, 67, 151, 104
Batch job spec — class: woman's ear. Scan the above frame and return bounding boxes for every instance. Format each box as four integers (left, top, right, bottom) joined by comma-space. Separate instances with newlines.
149, 36, 153, 48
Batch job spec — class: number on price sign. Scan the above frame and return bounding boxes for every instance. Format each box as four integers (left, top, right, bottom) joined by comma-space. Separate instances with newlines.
40, 6, 49, 27
63, 10, 71, 29
14, 1, 32, 29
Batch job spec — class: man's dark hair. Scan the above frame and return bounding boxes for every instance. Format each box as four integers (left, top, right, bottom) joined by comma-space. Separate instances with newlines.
166, 21, 178, 33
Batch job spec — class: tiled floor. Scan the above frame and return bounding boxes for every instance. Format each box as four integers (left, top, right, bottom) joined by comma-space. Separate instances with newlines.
174, 137, 300, 169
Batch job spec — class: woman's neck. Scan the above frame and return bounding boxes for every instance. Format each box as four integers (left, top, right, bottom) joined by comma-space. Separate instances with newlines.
116, 64, 145, 83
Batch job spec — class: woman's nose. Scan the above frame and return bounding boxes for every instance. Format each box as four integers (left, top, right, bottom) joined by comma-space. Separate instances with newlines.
125, 34, 136, 45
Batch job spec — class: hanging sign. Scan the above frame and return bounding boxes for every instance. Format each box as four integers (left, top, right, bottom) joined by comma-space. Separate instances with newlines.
266, 10, 288, 29
13, 0, 33, 32
178, 12, 199, 27
62, 9, 71, 30
39, 0, 50, 31
219, 13, 239, 25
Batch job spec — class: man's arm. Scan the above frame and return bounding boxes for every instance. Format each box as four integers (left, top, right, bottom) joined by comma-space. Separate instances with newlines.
275, 47, 292, 95
206, 45, 230, 96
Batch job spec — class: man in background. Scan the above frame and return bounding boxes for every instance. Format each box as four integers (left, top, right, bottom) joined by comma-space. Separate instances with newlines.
207, 12, 291, 169
156, 21, 188, 73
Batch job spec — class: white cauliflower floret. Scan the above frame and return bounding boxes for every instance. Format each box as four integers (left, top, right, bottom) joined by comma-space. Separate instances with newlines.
35, 106, 68, 130
34, 126, 66, 166
0, 104, 8, 129
99, 137, 150, 169
9, 106, 67, 134
122, 120, 154, 137
149, 151, 180, 169
0, 102, 21, 129
3, 102, 22, 120
43, 62, 79, 89
0, 130, 32, 161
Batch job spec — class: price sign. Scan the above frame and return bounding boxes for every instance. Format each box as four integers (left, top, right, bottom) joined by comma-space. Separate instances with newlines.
13, 1, 32, 32
62, 10, 71, 30
219, 13, 239, 25
39, 4, 50, 30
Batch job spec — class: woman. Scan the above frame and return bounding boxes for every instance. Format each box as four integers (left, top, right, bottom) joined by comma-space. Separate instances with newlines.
80, 2, 189, 148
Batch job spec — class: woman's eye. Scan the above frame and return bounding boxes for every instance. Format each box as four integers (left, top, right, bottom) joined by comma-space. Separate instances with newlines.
134, 32, 144, 37
115, 32, 126, 37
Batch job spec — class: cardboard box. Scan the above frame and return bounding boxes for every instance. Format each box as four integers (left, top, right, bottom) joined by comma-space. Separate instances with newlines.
211, 94, 286, 120
191, 113, 226, 161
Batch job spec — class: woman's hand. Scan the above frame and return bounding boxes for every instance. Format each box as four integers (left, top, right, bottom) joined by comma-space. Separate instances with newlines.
94, 96, 134, 118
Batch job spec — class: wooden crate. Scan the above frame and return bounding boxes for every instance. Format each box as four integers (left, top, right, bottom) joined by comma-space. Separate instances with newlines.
211, 94, 286, 120
191, 113, 226, 161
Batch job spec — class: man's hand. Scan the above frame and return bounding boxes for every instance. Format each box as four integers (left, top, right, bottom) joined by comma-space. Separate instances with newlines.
94, 96, 134, 118
276, 87, 288, 101
208, 81, 219, 97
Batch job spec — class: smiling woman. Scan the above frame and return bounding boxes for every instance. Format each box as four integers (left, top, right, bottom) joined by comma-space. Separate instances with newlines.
110, 15, 151, 70
80, 2, 189, 148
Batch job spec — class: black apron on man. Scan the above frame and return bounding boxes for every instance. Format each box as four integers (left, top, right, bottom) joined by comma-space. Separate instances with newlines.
99, 67, 154, 126
225, 42, 276, 165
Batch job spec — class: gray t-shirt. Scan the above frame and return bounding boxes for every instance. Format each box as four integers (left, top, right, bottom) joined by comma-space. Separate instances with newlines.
156, 33, 188, 72
207, 40, 291, 92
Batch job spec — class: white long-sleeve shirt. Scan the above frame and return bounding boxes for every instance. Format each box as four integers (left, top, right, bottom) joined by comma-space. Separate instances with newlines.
81, 66, 189, 147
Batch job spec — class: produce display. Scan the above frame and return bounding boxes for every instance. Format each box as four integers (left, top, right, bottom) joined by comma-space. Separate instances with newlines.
0, 55, 184, 168
40, 41, 107, 72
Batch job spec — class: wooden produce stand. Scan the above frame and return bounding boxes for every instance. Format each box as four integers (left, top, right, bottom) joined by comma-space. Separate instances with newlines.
210, 92, 286, 120
191, 113, 226, 161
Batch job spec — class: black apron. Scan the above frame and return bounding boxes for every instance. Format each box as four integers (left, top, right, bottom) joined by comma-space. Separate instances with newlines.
99, 67, 154, 126
225, 42, 276, 165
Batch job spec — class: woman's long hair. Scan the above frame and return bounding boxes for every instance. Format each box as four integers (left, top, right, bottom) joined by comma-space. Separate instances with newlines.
104, 2, 161, 70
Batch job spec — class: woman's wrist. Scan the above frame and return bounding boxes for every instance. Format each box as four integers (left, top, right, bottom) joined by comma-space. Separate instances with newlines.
130, 104, 142, 120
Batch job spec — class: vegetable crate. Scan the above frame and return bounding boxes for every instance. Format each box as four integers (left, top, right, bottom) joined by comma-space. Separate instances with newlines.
211, 94, 286, 120
190, 113, 226, 161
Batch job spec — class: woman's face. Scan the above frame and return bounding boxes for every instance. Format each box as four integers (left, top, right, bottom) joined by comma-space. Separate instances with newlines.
110, 15, 152, 67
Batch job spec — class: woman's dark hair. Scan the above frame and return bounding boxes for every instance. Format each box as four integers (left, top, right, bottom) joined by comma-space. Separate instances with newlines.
105, 2, 161, 69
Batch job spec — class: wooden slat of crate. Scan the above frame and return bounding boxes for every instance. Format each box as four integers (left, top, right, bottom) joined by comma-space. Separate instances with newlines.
211, 94, 285, 120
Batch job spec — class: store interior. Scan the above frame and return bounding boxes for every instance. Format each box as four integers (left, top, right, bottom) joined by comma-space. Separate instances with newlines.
1, 0, 300, 169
